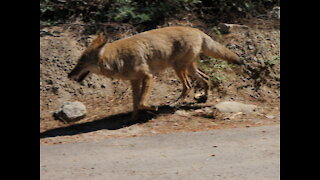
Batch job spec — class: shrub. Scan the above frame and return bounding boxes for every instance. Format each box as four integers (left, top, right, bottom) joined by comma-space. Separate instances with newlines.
40, 0, 280, 26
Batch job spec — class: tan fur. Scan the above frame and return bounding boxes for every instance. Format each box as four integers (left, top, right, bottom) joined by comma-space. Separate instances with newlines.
68, 26, 242, 120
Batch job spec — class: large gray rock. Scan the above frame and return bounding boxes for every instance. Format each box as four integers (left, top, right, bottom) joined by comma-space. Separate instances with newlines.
214, 101, 258, 113
54, 101, 87, 122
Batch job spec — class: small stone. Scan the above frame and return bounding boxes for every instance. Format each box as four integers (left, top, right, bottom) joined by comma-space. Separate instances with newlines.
270, 6, 280, 19
218, 23, 249, 34
175, 110, 189, 116
248, 45, 255, 50
54, 101, 87, 122
45, 79, 53, 85
266, 115, 275, 119
51, 87, 59, 95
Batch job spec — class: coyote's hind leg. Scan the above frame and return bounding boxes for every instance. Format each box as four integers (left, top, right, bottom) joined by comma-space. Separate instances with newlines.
174, 67, 192, 102
188, 62, 211, 103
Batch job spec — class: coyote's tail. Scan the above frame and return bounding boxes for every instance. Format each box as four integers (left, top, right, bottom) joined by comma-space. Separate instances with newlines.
201, 33, 243, 65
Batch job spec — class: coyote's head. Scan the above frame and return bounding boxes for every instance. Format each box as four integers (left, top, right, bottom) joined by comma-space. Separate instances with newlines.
68, 33, 106, 82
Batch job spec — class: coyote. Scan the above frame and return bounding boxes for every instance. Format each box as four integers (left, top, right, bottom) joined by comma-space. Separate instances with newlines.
68, 26, 243, 120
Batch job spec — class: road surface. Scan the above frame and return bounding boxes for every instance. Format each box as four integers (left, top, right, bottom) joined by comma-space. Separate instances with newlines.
40, 125, 280, 180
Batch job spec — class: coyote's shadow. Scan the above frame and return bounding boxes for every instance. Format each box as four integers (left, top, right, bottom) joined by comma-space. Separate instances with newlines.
40, 104, 209, 139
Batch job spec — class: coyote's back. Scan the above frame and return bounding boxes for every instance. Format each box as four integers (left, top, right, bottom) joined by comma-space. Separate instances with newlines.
68, 26, 243, 121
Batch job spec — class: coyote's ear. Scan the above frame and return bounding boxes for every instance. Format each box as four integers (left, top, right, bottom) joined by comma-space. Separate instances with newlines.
97, 32, 105, 41
90, 32, 106, 47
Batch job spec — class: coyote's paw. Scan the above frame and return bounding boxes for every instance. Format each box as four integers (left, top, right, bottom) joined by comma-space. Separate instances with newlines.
138, 105, 158, 111
169, 101, 183, 107
194, 94, 208, 103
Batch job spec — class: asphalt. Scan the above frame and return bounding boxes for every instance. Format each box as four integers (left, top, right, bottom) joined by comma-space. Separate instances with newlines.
40, 125, 280, 180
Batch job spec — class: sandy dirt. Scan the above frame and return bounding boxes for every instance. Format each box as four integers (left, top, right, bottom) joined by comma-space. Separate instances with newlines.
40, 17, 280, 145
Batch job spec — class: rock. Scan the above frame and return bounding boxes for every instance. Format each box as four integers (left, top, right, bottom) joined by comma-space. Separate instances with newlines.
229, 112, 243, 119
266, 115, 275, 119
51, 86, 60, 95
175, 110, 190, 117
218, 23, 249, 34
270, 6, 280, 19
45, 79, 54, 85
194, 107, 216, 118
214, 101, 258, 113
248, 45, 255, 50
40, 30, 54, 37
54, 101, 87, 122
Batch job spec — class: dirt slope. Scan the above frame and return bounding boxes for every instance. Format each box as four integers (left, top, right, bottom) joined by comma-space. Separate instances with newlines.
40, 17, 279, 144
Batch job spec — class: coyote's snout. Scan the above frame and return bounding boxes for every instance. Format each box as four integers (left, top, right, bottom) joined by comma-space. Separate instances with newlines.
68, 32, 107, 82
68, 59, 93, 83
68, 66, 90, 82
68, 26, 243, 120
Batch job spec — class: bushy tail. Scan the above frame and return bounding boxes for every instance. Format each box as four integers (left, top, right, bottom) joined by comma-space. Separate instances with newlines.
201, 33, 243, 65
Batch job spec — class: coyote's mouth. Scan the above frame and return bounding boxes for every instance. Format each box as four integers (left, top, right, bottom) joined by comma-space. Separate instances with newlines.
77, 71, 90, 82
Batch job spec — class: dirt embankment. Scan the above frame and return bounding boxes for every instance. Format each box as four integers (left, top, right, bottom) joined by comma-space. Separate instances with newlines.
40, 16, 279, 144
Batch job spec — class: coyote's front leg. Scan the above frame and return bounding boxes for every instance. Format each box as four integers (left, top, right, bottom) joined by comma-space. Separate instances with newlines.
130, 79, 141, 121
138, 73, 157, 112
129, 73, 157, 121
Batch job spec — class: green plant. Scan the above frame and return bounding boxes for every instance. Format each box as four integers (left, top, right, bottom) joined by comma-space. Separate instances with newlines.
200, 0, 279, 16
40, 0, 203, 25
211, 27, 223, 39
264, 55, 280, 67
40, 0, 280, 27
198, 56, 237, 87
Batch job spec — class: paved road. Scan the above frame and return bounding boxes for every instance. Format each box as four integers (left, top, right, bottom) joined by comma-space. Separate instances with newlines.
40, 125, 280, 180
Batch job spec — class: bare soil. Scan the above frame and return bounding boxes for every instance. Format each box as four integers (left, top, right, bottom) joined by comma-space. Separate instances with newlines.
40, 16, 280, 145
